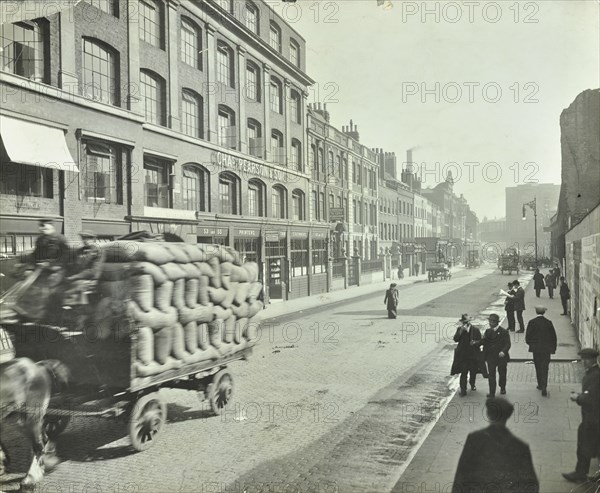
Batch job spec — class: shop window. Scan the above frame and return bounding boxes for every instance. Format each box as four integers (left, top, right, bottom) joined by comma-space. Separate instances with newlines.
0, 20, 48, 83
265, 237, 285, 257
292, 189, 305, 220
82, 38, 119, 106
182, 89, 203, 138
83, 141, 122, 204
139, 0, 163, 48
0, 234, 39, 255
182, 164, 208, 212
144, 157, 170, 208
291, 238, 308, 277
219, 172, 240, 214
248, 178, 265, 217
234, 238, 259, 264
181, 18, 202, 69
272, 185, 287, 219
312, 239, 327, 274
0, 161, 53, 198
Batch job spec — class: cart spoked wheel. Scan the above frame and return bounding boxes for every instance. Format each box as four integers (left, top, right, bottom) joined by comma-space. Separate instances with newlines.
207, 370, 234, 416
43, 414, 71, 439
129, 392, 167, 452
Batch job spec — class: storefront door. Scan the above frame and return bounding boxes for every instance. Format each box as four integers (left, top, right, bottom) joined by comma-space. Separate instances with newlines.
267, 257, 285, 300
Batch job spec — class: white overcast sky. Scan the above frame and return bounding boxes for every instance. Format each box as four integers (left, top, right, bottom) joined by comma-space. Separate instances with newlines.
281, 0, 600, 219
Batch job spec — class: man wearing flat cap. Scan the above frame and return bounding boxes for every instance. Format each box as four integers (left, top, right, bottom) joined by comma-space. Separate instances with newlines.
563, 348, 600, 482
479, 313, 511, 398
23, 218, 69, 268
452, 397, 539, 492
525, 306, 557, 397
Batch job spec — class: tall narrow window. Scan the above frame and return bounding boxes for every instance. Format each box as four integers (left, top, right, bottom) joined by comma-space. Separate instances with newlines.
140, 70, 165, 125
271, 130, 284, 165
83, 141, 122, 203
319, 192, 325, 221
292, 190, 305, 220
0, 21, 48, 82
181, 18, 201, 69
247, 119, 262, 158
182, 90, 203, 138
217, 42, 234, 87
83, 0, 117, 16
270, 77, 282, 113
82, 38, 119, 105
182, 165, 208, 212
311, 190, 317, 220
290, 90, 301, 124
219, 172, 239, 214
245, 61, 260, 101
144, 157, 170, 208
218, 105, 236, 149
139, 0, 162, 48
248, 179, 265, 217
290, 139, 302, 172
244, 2, 259, 34
290, 39, 299, 66
272, 185, 286, 219
269, 22, 281, 52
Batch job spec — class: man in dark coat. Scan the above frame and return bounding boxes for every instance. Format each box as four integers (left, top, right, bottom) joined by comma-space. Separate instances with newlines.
452, 397, 539, 492
559, 276, 571, 316
63, 231, 105, 307
479, 313, 511, 397
525, 306, 557, 396
533, 268, 545, 297
23, 218, 69, 268
384, 283, 399, 319
451, 314, 484, 396
505, 280, 526, 332
563, 348, 600, 483
544, 271, 556, 299
504, 281, 516, 331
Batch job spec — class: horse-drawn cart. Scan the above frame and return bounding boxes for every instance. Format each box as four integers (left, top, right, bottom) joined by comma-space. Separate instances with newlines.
1, 240, 262, 452
427, 262, 451, 282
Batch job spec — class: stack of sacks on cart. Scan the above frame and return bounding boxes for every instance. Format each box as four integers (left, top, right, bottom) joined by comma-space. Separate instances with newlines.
96, 241, 262, 377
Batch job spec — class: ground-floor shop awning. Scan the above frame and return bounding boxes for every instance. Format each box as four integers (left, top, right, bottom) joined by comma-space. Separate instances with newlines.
0, 114, 78, 172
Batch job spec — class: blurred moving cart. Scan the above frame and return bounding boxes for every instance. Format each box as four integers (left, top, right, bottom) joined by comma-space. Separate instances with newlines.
427, 262, 451, 282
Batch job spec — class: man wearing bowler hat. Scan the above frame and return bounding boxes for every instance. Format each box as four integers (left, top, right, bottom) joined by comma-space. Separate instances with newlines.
451, 314, 483, 396
479, 313, 511, 398
563, 348, 600, 482
504, 280, 526, 332
452, 397, 539, 492
525, 306, 557, 397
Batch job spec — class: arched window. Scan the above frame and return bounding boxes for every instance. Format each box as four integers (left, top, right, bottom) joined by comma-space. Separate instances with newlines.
217, 41, 234, 87
245, 60, 260, 101
140, 70, 165, 125
182, 89, 203, 138
216, 0, 233, 13
290, 139, 302, 172
181, 18, 202, 69
218, 105, 236, 149
219, 172, 240, 214
289, 39, 300, 67
318, 148, 324, 172
244, 1, 259, 34
310, 145, 316, 170
271, 130, 284, 165
292, 189, 305, 220
272, 185, 287, 219
290, 89, 301, 124
327, 151, 334, 173
270, 76, 282, 114
247, 118, 262, 158
269, 21, 281, 52
0, 20, 48, 82
248, 178, 265, 217
182, 164, 209, 212
139, 0, 163, 48
82, 38, 119, 105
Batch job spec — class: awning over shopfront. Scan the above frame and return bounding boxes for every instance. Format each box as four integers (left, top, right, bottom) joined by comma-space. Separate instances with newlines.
1, 0, 83, 25
0, 115, 79, 172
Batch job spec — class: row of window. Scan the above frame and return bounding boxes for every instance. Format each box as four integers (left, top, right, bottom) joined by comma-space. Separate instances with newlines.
379, 223, 415, 242
380, 199, 415, 216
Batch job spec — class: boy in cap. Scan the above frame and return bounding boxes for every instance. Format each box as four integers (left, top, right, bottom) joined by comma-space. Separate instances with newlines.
525, 306, 557, 396
563, 348, 600, 482
479, 313, 511, 397
452, 397, 539, 491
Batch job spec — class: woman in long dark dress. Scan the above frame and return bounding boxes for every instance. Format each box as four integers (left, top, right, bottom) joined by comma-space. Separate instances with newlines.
384, 283, 399, 319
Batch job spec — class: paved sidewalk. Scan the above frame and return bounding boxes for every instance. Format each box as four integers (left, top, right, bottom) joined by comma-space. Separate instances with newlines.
393, 272, 596, 493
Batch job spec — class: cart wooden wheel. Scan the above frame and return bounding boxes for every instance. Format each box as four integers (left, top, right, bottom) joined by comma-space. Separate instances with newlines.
43, 414, 71, 439
207, 370, 234, 416
129, 392, 167, 452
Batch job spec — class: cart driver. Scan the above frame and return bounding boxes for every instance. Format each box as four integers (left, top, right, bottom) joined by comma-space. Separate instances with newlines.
62, 231, 105, 308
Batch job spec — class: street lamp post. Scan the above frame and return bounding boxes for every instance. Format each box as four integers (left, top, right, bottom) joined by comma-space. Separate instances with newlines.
522, 197, 538, 268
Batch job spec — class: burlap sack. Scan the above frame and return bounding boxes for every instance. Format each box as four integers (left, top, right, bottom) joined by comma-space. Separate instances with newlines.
197, 322, 209, 350
247, 282, 263, 303
198, 276, 210, 305
178, 304, 214, 325
208, 287, 226, 304
184, 321, 198, 353
182, 345, 220, 364
134, 262, 168, 285
171, 323, 189, 360
103, 241, 175, 264
232, 302, 250, 319
233, 282, 249, 305
137, 326, 154, 364
207, 320, 223, 348
213, 305, 232, 321
180, 262, 201, 279
220, 262, 233, 290
184, 279, 198, 307
194, 262, 215, 278
230, 265, 249, 283
242, 263, 260, 283
208, 257, 221, 288
153, 326, 173, 364
234, 317, 248, 344
128, 302, 178, 330
154, 280, 173, 311
247, 300, 264, 318
161, 262, 187, 281
163, 243, 191, 263
172, 279, 186, 309
223, 316, 236, 343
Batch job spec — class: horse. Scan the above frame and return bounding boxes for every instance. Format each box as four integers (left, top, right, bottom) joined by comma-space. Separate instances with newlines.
0, 357, 70, 487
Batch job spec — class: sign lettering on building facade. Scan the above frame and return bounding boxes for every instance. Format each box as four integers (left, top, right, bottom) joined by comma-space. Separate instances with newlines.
213, 152, 298, 184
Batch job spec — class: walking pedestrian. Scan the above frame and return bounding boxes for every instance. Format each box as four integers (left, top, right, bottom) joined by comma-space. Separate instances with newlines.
452, 397, 539, 492
384, 283, 398, 319
525, 306, 557, 397
505, 280, 526, 332
544, 270, 556, 299
480, 313, 511, 397
533, 268, 545, 298
451, 314, 484, 396
559, 277, 571, 316
397, 264, 404, 279
562, 348, 600, 483
504, 281, 516, 331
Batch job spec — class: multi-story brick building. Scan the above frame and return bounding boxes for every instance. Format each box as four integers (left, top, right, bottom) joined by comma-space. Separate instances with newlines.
307, 105, 379, 261
0, 0, 329, 301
